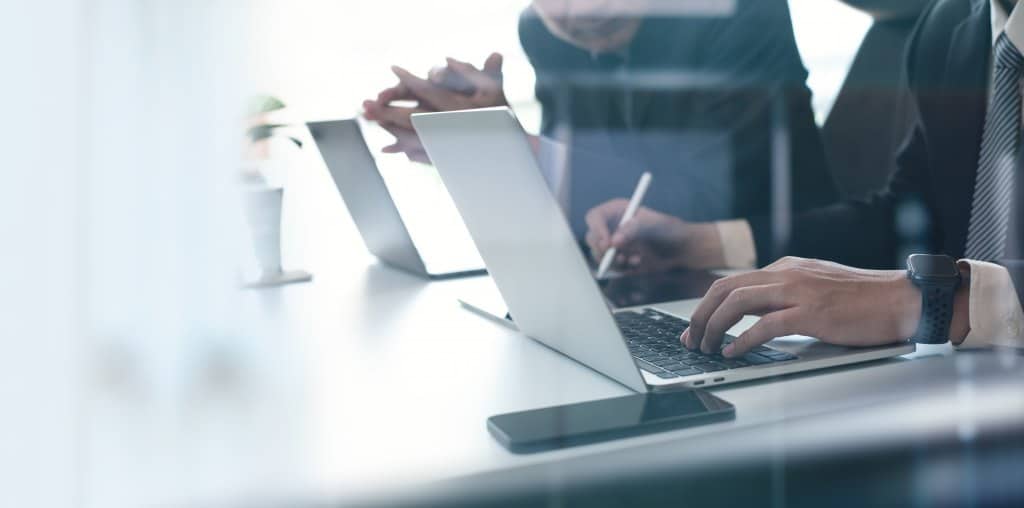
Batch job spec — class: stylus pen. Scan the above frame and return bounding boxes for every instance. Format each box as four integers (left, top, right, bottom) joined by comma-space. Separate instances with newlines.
596, 171, 652, 279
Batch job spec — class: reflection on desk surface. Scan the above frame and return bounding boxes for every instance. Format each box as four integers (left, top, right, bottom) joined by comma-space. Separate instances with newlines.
599, 269, 721, 309
360, 352, 1024, 508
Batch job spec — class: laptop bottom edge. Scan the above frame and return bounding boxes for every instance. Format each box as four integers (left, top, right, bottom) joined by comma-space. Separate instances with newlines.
644, 342, 916, 390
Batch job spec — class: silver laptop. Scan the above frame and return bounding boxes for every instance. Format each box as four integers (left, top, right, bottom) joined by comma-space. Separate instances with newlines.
412, 107, 914, 392
308, 118, 485, 279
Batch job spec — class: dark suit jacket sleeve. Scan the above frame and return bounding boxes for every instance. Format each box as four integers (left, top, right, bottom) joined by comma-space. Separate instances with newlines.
746, 0, 940, 270
747, 113, 932, 268
694, 0, 838, 215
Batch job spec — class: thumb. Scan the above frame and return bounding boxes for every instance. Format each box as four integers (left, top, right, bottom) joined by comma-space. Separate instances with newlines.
483, 52, 503, 76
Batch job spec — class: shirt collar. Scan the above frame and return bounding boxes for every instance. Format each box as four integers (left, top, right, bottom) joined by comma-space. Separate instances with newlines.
992, 0, 1024, 50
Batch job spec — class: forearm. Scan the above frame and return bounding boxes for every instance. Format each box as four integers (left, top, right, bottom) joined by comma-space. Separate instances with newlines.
664, 219, 754, 271
682, 222, 730, 271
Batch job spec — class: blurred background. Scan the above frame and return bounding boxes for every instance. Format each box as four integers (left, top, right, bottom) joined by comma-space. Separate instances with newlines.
249, 0, 870, 127
2, 1, 883, 507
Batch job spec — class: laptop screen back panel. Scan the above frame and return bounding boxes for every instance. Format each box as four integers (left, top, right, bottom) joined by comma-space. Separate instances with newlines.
413, 108, 647, 392
309, 119, 428, 275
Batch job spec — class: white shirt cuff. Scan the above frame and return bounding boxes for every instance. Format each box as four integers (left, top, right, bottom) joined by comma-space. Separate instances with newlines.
715, 219, 757, 269
958, 260, 1024, 349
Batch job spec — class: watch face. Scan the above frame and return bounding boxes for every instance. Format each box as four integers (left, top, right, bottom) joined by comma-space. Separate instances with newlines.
908, 254, 959, 278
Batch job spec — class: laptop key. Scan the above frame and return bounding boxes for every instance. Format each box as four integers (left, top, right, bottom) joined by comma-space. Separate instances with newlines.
623, 309, 772, 373
742, 353, 773, 365
635, 357, 668, 374
669, 367, 702, 377
692, 363, 726, 373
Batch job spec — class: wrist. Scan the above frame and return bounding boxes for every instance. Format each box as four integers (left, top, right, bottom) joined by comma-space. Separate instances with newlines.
896, 263, 972, 344
949, 262, 972, 345
677, 222, 727, 270
892, 272, 923, 340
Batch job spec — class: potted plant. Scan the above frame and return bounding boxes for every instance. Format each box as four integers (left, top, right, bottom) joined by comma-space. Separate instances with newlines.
242, 95, 303, 183
240, 95, 311, 288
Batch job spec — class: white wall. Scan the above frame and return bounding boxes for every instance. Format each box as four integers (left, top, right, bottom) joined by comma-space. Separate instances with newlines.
248, 0, 540, 122
247, 0, 871, 127
789, 0, 872, 123
1, 1, 246, 506
0, 1, 85, 506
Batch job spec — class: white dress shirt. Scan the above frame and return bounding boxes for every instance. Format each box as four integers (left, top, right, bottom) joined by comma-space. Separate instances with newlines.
715, 0, 1024, 347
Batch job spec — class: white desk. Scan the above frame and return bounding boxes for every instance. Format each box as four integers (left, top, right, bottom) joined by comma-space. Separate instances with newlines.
81, 157, 1022, 507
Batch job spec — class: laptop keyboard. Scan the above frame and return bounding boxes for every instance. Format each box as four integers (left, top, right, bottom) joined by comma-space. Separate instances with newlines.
614, 308, 798, 379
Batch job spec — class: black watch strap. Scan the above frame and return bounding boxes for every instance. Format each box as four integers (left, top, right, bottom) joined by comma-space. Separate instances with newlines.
912, 285, 957, 344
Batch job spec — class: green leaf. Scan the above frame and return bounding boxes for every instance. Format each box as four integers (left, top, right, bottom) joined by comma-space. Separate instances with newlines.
246, 125, 303, 149
248, 95, 287, 115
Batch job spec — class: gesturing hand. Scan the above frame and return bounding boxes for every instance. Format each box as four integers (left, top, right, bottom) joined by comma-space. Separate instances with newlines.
424, 53, 507, 111
362, 53, 507, 163
679, 257, 965, 358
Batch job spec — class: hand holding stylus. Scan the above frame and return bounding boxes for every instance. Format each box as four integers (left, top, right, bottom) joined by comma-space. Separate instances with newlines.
595, 172, 652, 279
584, 188, 727, 274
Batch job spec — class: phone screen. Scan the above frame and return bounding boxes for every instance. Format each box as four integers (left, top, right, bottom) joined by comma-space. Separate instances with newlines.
488, 390, 733, 453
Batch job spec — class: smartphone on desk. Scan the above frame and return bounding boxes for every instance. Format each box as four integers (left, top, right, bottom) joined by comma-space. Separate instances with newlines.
488, 389, 734, 453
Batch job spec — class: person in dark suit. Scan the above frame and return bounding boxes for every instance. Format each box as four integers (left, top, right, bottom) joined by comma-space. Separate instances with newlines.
363, 0, 837, 244
587, 0, 1024, 355
517, 1, 837, 238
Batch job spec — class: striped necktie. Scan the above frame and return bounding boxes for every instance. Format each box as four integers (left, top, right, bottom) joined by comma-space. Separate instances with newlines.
967, 33, 1024, 261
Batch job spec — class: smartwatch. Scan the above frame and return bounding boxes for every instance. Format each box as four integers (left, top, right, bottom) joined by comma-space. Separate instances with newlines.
906, 254, 961, 344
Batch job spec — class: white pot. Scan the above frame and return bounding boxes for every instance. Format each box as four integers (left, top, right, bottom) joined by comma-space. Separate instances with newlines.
243, 186, 284, 279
